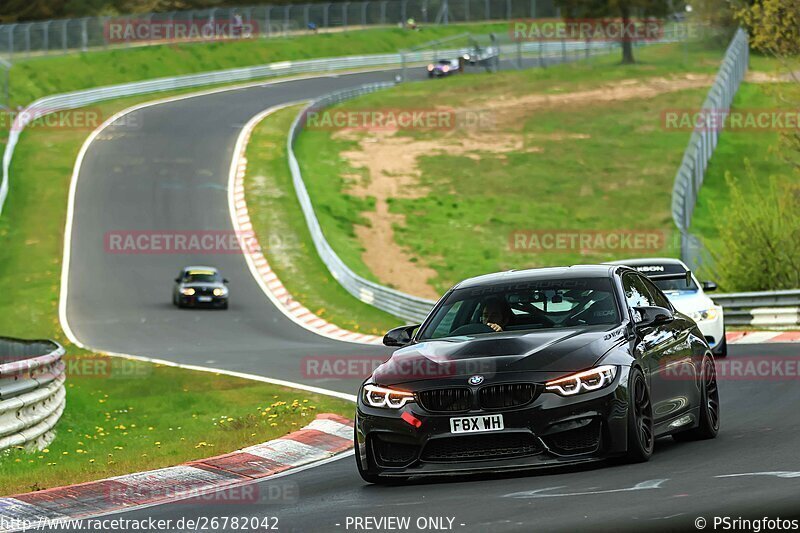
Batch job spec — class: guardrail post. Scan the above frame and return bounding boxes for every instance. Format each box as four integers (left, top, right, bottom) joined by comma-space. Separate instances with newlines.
81, 18, 88, 52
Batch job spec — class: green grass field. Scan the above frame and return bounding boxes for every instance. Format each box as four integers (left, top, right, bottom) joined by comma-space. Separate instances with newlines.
243, 104, 401, 334
295, 39, 727, 298
10, 22, 508, 107
0, 88, 354, 495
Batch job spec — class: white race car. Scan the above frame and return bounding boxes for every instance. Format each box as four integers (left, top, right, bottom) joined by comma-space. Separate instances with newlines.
608, 258, 727, 357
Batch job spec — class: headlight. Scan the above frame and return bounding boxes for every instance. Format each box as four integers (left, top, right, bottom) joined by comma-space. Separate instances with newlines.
691, 308, 718, 322
213, 288, 227, 296
442, 65, 450, 72
181, 288, 195, 296
363, 384, 414, 409
427, 64, 434, 71
545, 365, 617, 396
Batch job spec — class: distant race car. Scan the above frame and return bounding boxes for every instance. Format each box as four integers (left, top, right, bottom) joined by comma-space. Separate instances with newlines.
173, 266, 229, 309
355, 265, 720, 484
607, 258, 726, 357
426, 59, 462, 78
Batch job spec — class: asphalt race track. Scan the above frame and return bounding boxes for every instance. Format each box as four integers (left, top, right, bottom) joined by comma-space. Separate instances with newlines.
63, 68, 800, 531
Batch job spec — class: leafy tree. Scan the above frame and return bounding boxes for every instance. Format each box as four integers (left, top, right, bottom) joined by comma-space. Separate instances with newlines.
556, 0, 674, 64
712, 165, 800, 291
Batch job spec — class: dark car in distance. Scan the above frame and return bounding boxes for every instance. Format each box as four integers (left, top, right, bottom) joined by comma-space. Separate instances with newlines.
173, 266, 229, 309
355, 265, 720, 483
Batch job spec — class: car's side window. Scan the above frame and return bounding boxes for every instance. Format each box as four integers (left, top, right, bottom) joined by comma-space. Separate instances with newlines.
432, 301, 463, 337
641, 277, 672, 310
622, 273, 657, 308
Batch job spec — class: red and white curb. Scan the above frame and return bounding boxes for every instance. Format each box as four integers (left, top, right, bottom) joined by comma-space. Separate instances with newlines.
0, 414, 353, 528
727, 330, 800, 344
228, 104, 383, 345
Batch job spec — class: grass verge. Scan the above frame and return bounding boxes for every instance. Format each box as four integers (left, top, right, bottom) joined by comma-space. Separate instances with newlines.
295, 39, 727, 296
0, 85, 354, 495
243, 104, 401, 335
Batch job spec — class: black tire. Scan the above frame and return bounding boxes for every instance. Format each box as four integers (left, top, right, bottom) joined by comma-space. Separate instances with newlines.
673, 356, 720, 441
625, 367, 654, 462
221, 301, 229, 310
713, 335, 728, 358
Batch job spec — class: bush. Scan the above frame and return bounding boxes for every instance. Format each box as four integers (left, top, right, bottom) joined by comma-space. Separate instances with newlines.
711, 162, 800, 291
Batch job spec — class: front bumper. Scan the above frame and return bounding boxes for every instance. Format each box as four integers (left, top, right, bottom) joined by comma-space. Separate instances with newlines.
177, 295, 228, 308
356, 375, 630, 478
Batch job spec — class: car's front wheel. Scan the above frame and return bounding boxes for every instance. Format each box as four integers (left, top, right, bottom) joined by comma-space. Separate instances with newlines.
673, 356, 720, 441
625, 367, 654, 462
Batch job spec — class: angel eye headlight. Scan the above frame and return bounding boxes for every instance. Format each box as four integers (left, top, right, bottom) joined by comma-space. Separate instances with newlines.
181, 288, 196, 296
363, 384, 415, 409
545, 365, 617, 396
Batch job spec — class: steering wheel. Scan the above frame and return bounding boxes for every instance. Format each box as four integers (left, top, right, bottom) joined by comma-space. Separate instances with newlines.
450, 323, 495, 336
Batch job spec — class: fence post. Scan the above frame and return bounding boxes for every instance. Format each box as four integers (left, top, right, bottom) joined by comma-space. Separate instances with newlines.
265, 6, 271, 36
506, 0, 511, 20
61, 20, 67, 54
43, 21, 51, 54
380, 1, 387, 24
464, 0, 470, 22
323, 4, 330, 27
284, 5, 291, 32
485, 0, 490, 20
362, 1, 368, 26
24, 24, 31, 58
304, 4, 310, 28
401, 0, 407, 23
7, 25, 14, 59
81, 18, 88, 52
531, 0, 536, 18
422, 0, 429, 23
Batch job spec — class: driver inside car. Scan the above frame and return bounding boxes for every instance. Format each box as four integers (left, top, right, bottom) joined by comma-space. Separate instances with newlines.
481, 297, 512, 332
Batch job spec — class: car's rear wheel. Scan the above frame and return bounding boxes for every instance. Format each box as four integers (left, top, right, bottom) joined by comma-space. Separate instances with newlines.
625, 368, 654, 462
673, 356, 720, 441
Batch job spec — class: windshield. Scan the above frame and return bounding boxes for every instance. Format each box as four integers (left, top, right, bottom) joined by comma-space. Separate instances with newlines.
652, 277, 699, 293
183, 272, 219, 283
418, 277, 620, 340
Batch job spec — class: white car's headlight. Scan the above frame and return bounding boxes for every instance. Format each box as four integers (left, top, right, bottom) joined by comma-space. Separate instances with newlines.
363, 384, 415, 409
691, 308, 718, 322
213, 287, 228, 296
545, 365, 617, 396
181, 288, 195, 296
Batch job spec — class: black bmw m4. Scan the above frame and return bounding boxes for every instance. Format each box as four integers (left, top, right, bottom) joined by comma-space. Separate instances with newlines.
355, 265, 720, 483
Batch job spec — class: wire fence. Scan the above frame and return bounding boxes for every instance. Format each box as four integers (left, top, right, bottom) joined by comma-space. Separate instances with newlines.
671, 28, 749, 273
0, 0, 559, 59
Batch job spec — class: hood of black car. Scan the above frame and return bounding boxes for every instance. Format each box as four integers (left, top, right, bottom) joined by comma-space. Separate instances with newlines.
372, 325, 624, 386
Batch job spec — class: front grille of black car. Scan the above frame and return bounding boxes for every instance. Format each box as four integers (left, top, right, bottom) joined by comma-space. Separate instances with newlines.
192, 287, 215, 296
416, 388, 471, 412
479, 383, 537, 409
542, 419, 602, 455
371, 437, 419, 467
421, 433, 542, 462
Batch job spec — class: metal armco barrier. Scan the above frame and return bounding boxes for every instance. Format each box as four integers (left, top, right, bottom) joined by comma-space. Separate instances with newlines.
0, 337, 66, 452
671, 28, 749, 272
715, 290, 800, 327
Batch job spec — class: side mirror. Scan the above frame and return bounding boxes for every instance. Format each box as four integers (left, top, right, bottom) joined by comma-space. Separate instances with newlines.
383, 324, 419, 347
701, 281, 717, 292
632, 306, 673, 328
174, 277, 181, 283
223, 278, 230, 284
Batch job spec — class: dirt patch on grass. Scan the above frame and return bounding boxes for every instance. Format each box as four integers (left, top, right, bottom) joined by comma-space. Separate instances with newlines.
335, 74, 716, 297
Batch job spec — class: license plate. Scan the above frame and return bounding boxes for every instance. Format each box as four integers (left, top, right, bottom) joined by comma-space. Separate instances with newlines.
197, 296, 212, 302
450, 414, 504, 434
